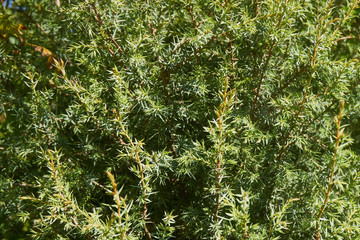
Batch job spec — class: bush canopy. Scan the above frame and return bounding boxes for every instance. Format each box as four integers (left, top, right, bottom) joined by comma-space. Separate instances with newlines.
1, 0, 360, 239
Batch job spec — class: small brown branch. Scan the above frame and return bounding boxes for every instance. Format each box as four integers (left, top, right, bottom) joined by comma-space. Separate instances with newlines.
227, 32, 236, 89
106, 171, 123, 223
278, 20, 349, 161
214, 81, 229, 224
228, 32, 236, 70
18, 7, 53, 41
254, 0, 258, 16
315, 100, 345, 240
215, 0, 225, 8
213, 77, 235, 238
334, 35, 354, 42
49, 150, 59, 187
331, 0, 359, 38
113, 109, 152, 239
276, 0, 331, 161
270, 66, 307, 100
84, 0, 127, 69
304, 101, 336, 130
251, 40, 275, 118
167, 39, 190, 58
187, 4, 198, 35
58, 67, 127, 148
251, 3, 288, 119
304, 133, 329, 149
277, 59, 359, 156
277, 59, 358, 166
87, 1, 123, 54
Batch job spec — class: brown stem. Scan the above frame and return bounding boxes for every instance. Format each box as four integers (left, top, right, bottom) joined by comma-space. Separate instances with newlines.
244, 221, 248, 240
315, 100, 344, 239
85, 0, 127, 68
47, 150, 106, 234
251, 40, 275, 119
213, 78, 235, 238
167, 39, 190, 58
87, 1, 123, 53
277, 0, 335, 161
270, 66, 307, 99
187, 4, 198, 35
215, 0, 225, 8
17, 7, 54, 41
331, 0, 359, 39
276, 58, 359, 156
228, 33, 236, 70
251, 3, 287, 119
334, 35, 354, 42
254, 0, 258, 16
106, 171, 122, 220
113, 110, 152, 239
214, 90, 227, 227
227, 32, 237, 91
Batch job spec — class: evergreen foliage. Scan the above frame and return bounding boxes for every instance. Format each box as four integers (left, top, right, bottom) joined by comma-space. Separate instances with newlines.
1, 0, 360, 239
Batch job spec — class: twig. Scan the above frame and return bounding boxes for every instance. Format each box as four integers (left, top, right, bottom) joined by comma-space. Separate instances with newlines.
277, 0, 335, 162
113, 109, 152, 239
84, 0, 127, 69
315, 100, 345, 240
167, 38, 190, 58
251, 40, 275, 118
254, 0, 258, 16
17, 7, 54, 41
213, 77, 235, 239
335, 35, 354, 42
87, 1, 123, 54
251, 3, 287, 119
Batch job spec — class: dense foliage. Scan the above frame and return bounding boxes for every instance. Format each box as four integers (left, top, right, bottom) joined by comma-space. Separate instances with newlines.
1, 0, 360, 239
